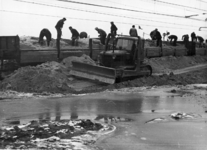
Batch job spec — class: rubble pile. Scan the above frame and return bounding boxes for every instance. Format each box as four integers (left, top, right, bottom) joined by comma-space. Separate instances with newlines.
0, 62, 71, 93
0, 119, 106, 149
0, 55, 96, 93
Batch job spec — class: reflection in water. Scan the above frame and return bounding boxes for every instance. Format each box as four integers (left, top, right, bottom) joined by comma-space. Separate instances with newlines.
55, 101, 61, 121
31, 94, 144, 123
70, 100, 79, 120
38, 109, 51, 122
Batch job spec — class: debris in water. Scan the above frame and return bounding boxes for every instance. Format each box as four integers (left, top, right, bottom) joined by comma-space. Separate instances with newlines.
0, 119, 114, 149
170, 112, 201, 120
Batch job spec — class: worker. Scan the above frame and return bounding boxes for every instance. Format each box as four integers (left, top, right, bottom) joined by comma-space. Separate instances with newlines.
150, 29, 162, 47
163, 31, 170, 41
196, 36, 204, 48
110, 22, 118, 37
79, 32, 88, 38
38, 28, 52, 46
69, 26, 79, 46
155, 29, 162, 47
191, 32, 196, 42
55, 17, 66, 59
95, 27, 107, 45
182, 34, 189, 48
129, 25, 138, 37
190, 32, 196, 56
168, 35, 178, 46
151, 28, 162, 47
150, 29, 157, 40
182, 34, 189, 42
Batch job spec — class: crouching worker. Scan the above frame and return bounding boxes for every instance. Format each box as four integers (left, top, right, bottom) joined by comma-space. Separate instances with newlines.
196, 36, 204, 48
79, 32, 88, 38
39, 28, 52, 46
69, 26, 79, 46
168, 35, 178, 46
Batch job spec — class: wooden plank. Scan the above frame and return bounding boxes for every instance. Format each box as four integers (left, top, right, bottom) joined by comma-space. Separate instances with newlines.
162, 46, 175, 56
175, 46, 187, 56
20, 50, 84, 64
196, 48, 207, 55
145, 47, 161, 57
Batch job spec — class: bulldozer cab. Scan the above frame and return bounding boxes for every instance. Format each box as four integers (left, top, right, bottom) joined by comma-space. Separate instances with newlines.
116, 37, 137, 51
100, 36, 142, 68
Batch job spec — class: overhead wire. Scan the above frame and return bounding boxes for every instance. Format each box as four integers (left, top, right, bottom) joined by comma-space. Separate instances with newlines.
28, 0, 205, 22
140, 0, 207, 12
9, 0, 202, 28
0, 9, 200, 31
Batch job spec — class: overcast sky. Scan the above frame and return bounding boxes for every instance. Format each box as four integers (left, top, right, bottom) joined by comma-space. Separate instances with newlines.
0, 0, 207, 40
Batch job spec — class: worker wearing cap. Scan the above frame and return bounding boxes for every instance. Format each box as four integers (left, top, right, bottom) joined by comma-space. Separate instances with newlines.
168, 35, 178, 46
182, 34, 189, 48
150, 29, 157, 40
129, 25, 138, 37
150, 28, 162, 47
190, 32, 196, 55
191, 32, 196, 42
55, 17, 66, 58
95, 27, 107, 45
155, 29, 162, 47
110, 22, 118, 37
69, 26, 79, 46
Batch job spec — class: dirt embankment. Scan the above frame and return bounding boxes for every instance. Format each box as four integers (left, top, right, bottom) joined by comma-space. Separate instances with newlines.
0, 55, 207, 94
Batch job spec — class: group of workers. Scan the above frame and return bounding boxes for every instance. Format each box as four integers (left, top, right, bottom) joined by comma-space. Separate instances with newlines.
150, 29, 206, 48
38, 17, 206, 59
38, 18, 118, 59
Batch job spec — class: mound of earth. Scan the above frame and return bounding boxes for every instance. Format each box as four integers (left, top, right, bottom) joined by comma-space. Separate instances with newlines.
0, 55, 207, 94
0, 55, 96, 93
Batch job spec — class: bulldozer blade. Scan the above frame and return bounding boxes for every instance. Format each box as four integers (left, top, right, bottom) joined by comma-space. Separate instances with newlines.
70, 61, 116, 84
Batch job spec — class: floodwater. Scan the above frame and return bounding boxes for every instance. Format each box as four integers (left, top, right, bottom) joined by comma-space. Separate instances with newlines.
0, 85, 207, 150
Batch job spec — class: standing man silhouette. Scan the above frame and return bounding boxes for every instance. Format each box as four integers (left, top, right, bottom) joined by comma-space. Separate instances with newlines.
55, 17, 66, 59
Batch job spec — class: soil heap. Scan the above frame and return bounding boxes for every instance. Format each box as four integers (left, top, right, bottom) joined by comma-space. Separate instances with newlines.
0, 55, 96, 93
0, 55, 207, 94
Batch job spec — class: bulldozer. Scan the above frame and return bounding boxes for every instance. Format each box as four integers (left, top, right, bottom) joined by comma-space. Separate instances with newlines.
70, 35, 152, 84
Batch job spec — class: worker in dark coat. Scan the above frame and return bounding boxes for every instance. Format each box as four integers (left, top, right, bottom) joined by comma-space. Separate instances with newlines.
95, 27, 107, 45
155, 29, 162, 47
39, 28, 52, 46
182, 34, 189, 48
168, 35, 178, 46
110, 22, 118, 37
150, 28, 162, 47
182, 34, 189, 42
150, 29, 157, 40
196, 36, 204, 47
79, 32, 88, 38
69, 26, 79, 46
129, 25, 138, 37
190, 32, 196, 56
191, 32, 196, 42
55, 17, 66, 58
